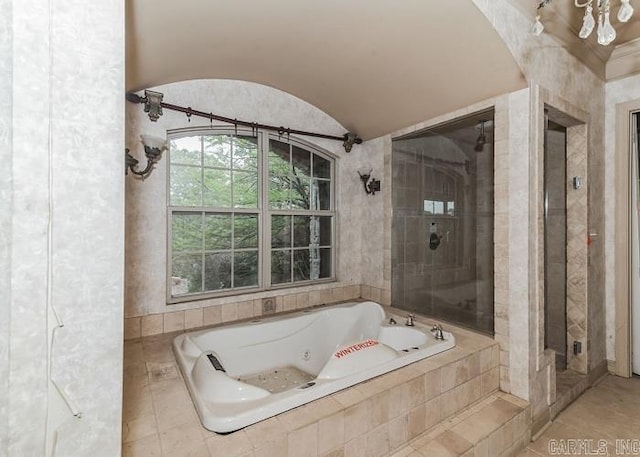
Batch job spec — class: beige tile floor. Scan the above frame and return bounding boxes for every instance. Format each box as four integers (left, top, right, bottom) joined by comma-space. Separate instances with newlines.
517, 375, 640, 457
122, 333, 213, 457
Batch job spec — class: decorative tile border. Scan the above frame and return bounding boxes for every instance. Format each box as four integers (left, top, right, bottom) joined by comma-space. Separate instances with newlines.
124, 284, 363, 340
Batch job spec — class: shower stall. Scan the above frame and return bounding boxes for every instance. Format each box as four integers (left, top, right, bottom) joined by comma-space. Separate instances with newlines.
391, 110, 494, 335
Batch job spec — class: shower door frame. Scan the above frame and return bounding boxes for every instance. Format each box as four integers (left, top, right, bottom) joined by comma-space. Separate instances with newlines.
533, 97, 589, 378
543, 115, 568, 371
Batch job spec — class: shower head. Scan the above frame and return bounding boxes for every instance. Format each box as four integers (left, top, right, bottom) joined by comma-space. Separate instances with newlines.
474, 120, 487, 152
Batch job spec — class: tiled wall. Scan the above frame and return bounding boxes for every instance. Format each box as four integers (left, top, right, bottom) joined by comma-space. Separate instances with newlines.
270, 341, 500, 457
125, 284, 362, 339
386, 95, 513, 397
566, 124, 589, 374
471, 0, 606, 425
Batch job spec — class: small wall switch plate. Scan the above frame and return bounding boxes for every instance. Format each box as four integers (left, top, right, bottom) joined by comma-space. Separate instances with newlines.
572, 176, 582, 190
573, 340, 582, 355
262, 298, 276, 315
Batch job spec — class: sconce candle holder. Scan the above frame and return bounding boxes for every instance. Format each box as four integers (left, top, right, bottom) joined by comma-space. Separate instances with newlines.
357, 169, 381, 195
125, 134, 168, 179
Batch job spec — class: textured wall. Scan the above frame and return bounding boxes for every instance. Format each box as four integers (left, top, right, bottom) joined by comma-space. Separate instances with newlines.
9, 0, 53, 454
507, 89, 531, 400
6, 1, 125, 456
471, 0, 606, 417
125, 79, 379, 318
0, 0, 12, 454
604, 74, 640, 361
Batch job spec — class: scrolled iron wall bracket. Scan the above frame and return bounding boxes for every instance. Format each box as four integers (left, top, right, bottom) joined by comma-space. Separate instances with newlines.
126, 90, 164, 122
357, 169, 381, 195
125, 135, 168, 179
342, 132, 359, 153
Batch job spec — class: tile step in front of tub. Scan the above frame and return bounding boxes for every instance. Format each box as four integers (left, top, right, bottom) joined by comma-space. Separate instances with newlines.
391, 392, 531, 457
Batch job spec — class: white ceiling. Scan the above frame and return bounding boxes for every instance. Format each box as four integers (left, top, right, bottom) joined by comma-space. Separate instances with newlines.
126, 1, 527, 140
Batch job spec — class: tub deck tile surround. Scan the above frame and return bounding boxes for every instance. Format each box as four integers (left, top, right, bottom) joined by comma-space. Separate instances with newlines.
124, 284, 365, 340
390, 392, 530, 457
122, 310, 509, 457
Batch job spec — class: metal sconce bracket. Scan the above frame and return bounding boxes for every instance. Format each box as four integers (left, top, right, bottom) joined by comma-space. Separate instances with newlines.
358, 169, 381, 195
125, 90, 165, 122
125, 135, 168, 179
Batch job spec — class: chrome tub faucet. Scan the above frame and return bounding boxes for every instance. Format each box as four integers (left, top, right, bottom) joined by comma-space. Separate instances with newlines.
431, 324, 444, 340
405, 314, 415, 326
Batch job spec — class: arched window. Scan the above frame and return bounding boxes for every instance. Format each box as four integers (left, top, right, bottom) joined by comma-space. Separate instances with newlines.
168, 129, 335, 301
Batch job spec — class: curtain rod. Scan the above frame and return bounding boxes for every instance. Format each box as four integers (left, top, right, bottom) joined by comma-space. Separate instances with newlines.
126, 90, 363, 152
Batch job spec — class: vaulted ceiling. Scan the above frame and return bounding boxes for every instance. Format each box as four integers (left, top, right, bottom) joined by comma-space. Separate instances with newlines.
126, 1, 526, 140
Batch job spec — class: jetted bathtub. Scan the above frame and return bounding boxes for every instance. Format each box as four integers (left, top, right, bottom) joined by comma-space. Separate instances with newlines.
173, 300, 455, 433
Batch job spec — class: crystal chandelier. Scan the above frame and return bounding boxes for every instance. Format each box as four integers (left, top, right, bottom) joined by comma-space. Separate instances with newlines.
532, 0, 635, 46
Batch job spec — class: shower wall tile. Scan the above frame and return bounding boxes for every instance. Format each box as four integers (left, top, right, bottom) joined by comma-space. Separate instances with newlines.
566, 126, 589, 373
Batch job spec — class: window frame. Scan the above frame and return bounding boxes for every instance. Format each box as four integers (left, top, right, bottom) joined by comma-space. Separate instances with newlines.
166, 127, 337, 304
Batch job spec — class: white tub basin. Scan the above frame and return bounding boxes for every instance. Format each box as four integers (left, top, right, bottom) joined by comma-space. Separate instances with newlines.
173, 301, 455, 433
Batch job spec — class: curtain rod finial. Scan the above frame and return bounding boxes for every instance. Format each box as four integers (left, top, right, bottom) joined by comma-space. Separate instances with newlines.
343, 132, 362, 152
126, 92, 143, 104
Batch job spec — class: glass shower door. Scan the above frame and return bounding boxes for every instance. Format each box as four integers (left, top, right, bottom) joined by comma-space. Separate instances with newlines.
391, 110, 494, 335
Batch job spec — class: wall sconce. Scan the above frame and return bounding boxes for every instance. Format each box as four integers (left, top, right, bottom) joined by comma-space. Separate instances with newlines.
357, 169, 381, 195
125, 134, 168, 179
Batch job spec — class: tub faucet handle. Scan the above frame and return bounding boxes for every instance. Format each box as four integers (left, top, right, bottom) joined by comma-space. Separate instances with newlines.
431, 324, 444, 340
389, 317, 397, 325
405, 314, 415, 326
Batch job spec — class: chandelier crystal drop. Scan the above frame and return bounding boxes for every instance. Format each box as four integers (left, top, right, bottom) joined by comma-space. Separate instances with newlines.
534, 0, 635, 46
597, 8, 617, 45
579, 4, 596, 38
618, 0, 635, 22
